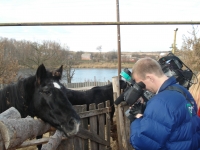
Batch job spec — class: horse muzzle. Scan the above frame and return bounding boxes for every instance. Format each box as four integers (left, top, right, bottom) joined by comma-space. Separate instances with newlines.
61, 117, 80, 137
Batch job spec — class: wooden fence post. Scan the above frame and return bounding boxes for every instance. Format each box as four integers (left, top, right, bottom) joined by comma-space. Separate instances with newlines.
0, 116, 51, 149
0, 107, 21, 150
112, 76, 128, 150
89, 103, 98, 149
41, 130, 65, 150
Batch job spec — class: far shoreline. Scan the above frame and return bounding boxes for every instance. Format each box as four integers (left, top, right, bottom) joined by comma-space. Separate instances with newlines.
73, 62, 135, 69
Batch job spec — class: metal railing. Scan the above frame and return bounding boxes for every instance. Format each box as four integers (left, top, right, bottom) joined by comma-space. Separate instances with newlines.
1, 21, 200, 26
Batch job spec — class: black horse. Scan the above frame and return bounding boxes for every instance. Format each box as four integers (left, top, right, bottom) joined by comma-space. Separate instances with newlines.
65, 80, 128, 124
0, 64, 80, 137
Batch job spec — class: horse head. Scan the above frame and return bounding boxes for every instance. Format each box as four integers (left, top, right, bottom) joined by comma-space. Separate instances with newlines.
33, 64, 80, 137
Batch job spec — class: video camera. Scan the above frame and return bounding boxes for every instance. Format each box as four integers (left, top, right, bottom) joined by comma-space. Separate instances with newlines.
115, 52, 197, 107
114, 68, 154, 106
158, 52, 195, 90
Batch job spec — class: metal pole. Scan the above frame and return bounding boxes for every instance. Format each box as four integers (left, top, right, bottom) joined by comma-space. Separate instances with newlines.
1, 21, 200, 26
116, 0, 121, 78
172, 28, 178, 54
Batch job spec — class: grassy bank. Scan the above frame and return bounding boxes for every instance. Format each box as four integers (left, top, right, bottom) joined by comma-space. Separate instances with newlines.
74, 62, 135, 69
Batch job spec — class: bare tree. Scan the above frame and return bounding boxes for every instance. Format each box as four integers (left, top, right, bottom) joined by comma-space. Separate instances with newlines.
0, 37, 77, 83
74, 51, 84, 60
0, 43, 19, 84
64, 60, 75, 83
96, 45, 102, 59
106, 50, 117, 62
179, 26, 200, 73
19, 40, 63, 69
47, 47, 76, 83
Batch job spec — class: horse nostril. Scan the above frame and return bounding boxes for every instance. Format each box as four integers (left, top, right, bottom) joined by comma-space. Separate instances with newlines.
61, 117, 80, 136
68, 118, 75, 127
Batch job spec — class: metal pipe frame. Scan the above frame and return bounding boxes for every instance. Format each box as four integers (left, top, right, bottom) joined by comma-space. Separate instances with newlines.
0, 21, 200, 26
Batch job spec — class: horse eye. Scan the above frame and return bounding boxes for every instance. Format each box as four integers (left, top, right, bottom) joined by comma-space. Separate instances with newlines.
40, 89, 51, 96
44, 91, 50, 94
44, 91, 51, 95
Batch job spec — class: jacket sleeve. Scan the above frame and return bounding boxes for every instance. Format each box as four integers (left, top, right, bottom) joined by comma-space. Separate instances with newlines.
130, 97, 177, 150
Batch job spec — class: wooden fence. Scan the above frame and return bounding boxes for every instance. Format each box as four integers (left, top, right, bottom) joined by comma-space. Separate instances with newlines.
57, 101, 111, 150
112, 76, 134, 150
63, 81, 110, 88
0, 81, 110, 90
0, 101, 111, 150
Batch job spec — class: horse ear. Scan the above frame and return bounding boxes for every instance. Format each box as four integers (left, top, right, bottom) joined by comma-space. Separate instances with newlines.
52, 65, 63, 80
36, 64, 47, 85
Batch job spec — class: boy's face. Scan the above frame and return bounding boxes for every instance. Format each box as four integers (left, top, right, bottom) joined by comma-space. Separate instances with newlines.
133, 73, 156, 94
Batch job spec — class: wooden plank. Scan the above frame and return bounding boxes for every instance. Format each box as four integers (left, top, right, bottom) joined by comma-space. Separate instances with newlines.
78, 107, 111, 119
123, 105, 134, 150
73, 106, 84, 150
16, 127, 109, 149
57, 138, 74, 150
117, 102, 128, 149
77, 128, 109, 146
98, 103, 106, 150
17, 137, 52, 148
0, 107, 21, 150
41, 130, 64, 150
112, 77, 123, 149
112, 76, 128, 150
68, 86, 94, 91
105, 101, 111, 150
81, 105, 89, 150
113, 92, 122, 149
89, 103, 98, 150
0, 117, 51, 149
0, 135, 5, 150
0, 107, 21, 120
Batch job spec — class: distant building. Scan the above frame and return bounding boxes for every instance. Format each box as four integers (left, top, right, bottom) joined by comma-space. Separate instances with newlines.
121, 54, 137, 62
81, 53, 92, 60
67, 54, 74, 59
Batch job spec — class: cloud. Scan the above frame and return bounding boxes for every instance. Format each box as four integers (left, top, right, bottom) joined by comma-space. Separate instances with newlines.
0, 0, 199, 52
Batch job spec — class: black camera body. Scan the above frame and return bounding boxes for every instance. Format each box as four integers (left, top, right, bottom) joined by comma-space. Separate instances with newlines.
115, 69, 154, 106
158, 53, 194, 90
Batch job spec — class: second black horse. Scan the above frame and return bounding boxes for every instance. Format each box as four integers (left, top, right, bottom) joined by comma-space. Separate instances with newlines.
65, 80, 128, 124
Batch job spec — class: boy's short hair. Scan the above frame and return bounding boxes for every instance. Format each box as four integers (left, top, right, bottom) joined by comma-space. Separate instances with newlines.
132, 57, 164, 79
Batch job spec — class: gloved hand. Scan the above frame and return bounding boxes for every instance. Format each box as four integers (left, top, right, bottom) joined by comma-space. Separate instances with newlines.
129, 102, 146, 123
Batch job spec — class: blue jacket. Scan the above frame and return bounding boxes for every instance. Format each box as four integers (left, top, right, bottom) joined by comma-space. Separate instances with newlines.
130, 76, 200, 150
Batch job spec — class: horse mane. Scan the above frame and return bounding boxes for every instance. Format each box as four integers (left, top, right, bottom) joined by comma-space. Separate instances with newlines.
0, 75, 36, 117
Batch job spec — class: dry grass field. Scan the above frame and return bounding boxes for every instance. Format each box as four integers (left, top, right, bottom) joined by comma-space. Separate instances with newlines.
74, 62, 134, 69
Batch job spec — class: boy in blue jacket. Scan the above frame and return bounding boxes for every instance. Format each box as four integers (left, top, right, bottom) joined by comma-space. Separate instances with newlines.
130, 57, 200, 150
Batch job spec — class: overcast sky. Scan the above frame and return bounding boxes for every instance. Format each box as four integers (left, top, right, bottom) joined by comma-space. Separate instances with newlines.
0, 0, 200, 52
